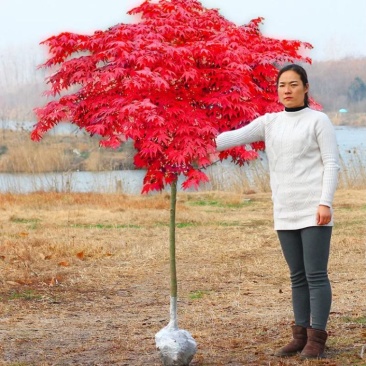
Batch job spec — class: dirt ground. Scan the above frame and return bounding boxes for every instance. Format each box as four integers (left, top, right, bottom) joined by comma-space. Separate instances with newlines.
0, 189, 365, 365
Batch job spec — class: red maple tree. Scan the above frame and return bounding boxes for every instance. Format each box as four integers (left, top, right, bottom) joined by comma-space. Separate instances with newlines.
31, 0, 312, 193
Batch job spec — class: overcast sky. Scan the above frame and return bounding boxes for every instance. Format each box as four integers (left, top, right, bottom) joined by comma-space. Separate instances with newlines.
1, 0, 365, 60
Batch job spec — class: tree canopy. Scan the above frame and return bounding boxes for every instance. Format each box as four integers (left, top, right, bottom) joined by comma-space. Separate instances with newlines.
31, 0, 313, 193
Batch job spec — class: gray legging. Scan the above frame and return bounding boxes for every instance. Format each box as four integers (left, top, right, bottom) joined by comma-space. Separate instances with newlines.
277, 226, 332, 331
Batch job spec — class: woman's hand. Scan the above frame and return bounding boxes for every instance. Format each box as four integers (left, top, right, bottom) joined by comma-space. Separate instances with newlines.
316, 205, 332, 225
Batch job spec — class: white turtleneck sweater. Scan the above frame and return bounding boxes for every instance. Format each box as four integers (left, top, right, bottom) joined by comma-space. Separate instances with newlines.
215, 108, 340, 230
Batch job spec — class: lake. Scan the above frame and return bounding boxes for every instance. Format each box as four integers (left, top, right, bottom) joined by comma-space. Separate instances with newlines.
0, 125, 365, 194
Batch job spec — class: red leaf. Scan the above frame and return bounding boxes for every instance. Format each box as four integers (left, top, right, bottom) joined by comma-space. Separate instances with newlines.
32, 0, 314, 193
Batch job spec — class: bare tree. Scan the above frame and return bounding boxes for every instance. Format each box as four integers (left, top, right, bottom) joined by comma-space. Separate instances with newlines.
0, 45, 47, 122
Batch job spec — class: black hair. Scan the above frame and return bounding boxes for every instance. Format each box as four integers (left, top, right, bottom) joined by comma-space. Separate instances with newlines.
276, 64, 309, 107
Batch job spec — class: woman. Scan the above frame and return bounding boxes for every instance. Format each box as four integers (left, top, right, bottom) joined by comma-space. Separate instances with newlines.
215, 64, 340, 359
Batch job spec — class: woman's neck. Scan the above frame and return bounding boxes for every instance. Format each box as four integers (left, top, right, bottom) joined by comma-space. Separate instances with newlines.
285, 105, 307, 112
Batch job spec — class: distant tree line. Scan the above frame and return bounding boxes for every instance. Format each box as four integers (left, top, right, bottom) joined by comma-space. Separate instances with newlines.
305, 58, 366, 113
0, 47, 365, 122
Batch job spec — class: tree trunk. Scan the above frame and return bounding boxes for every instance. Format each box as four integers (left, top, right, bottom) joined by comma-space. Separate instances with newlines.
170, 179, 177, 299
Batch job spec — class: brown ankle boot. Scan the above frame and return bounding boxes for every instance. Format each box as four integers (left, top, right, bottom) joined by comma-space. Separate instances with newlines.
274, 325, 307, 357
300, 328, 328, 359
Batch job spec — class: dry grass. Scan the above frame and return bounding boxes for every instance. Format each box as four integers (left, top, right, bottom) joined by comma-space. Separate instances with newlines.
0, 130, 135, 173
338, 152, 366, 189
205, 159, 271, 194
205, 154, 366, 194
331, 112, 366, 127
0, 189, 365, 365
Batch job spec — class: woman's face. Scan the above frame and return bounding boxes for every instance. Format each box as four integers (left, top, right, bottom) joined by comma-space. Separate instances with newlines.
277, 70, 309, 108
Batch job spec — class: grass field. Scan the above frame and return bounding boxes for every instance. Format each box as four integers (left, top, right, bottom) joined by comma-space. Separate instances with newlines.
0, 189, 365, 365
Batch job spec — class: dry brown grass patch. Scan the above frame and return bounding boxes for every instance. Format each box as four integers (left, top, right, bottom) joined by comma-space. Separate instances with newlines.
0, 189, 365, 365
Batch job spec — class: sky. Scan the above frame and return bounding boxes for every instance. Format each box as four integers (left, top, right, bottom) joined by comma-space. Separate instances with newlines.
0, 0, 366, 61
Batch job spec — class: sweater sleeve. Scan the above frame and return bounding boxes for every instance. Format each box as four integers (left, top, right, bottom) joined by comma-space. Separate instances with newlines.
215, 116, 265, 152
316, 116, 340, 207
